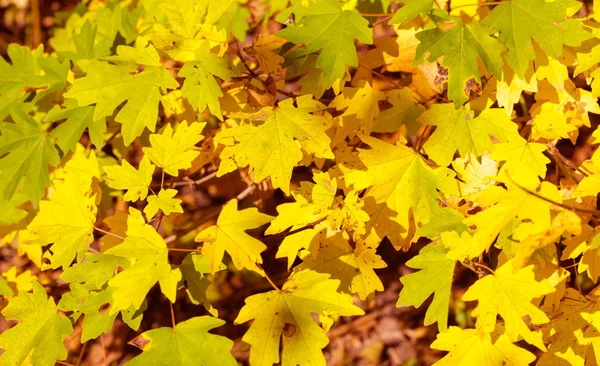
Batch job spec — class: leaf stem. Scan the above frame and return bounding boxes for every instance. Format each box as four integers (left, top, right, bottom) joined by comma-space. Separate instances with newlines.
167, 247, 200, 252
258, 263, 281, 291
169, 302, 176, 328
76, 342, 88, 366
263, 216, 328, 242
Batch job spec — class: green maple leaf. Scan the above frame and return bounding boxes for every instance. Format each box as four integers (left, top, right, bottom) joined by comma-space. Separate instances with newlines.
215, 95, 334, 193
235, 270, 364, 366
0, 44, 42, 119
389, 0, 434, 24
105, 210, 181, 314
0, 110, 60, 205
179, 43, 234, 120
127, 316, 236, 366
195, 199, 273, 274
483, 0, 588, 77
397, 242, 456, 331
59, 253, 143, 342
144, 188, 183, 219
142, 121, 205, 176
46, 102, 106, 153
277, 0, 372, 87
104, 155, 156, 202
0, 282, 73, 366
64, 39, 178, 145
418, 104, 520, 166
415, 14, 505, 106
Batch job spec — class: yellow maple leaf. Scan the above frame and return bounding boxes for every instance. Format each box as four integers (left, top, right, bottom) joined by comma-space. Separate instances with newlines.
540, 287, 600, 365
27, 151, 100, 270
104, 155, 155, 202
244, 34, 287, 75
431, 326, 536, 365
235, 270, 364, 366
195, 199, 273, 274
462, 260, 555, 349
143, 121, 205, 176
144, 188, 183, 219
215, 96, 334, 193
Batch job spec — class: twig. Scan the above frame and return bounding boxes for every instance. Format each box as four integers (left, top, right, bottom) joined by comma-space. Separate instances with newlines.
30, 0, 41, 47
76, 342, 88, 366
94, 226, 125, 240
507, 175, 600, 215
415, 125, 432, 153
100, 334, 108, 366
172, 171, 218, 187
168, 247, 200, 252
472, 262, 495, 274
356, 64, 403, 89
451, 1, 504, 10
236, 184, 257, 201
263, 216, 328, 242
56, 362, 75, 366
547, 146, 589, 177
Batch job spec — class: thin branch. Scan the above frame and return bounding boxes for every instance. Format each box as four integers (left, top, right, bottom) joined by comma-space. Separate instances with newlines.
236, 184, 257, 201
547, 146, 589, 177
76, 342, 88, 366
355, 64, 403, 89
507, 175, 600, 215
100, 334, 108, 366
263, 216, 328, 242
359, 12, 394, 16
451, 1, 504, 10
94, 226, 125, 240
30, 0, 41, 47
472, 262, 495, 274
415, 125, 432, 153
56, 362, 75, 366
172, 171, 218, 187
168, 247, 200, 252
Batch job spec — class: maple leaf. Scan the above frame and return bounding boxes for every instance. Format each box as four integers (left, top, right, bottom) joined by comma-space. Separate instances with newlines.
180, 253, 224, 316
27, 151, 99, 270
144, 188, 183, 219
343, 135, 458, 249
431, 326, 536, 365
372, 88, 425, 134
142, 121, 205, 176
531, 103, 578, 141
0, 109, 60, 205
329, 81, 386, 142
244, 34, 287, 75
277, 0, 372, 87
397, 242, 456, 331
46, 103, 106, 153
104, 210, 181, 314
235, 270, 364, 366
483, 0, 588, 77
415, 14, 505, 105
389, 0, 434, 24
127, 316, 236, 366
540, 287, 600, 365
490, 138, 550, 178
179, 42, 234, 119
104, 155, 155, 202
0, 282, 73, 366
0, 44, 41, 119
296, 232, 386, 302
463, 260, 555, 349
195, 199, 273, 274
63, 39, 178, 145
215, 96, 334, 193
418, 104, 519, 166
